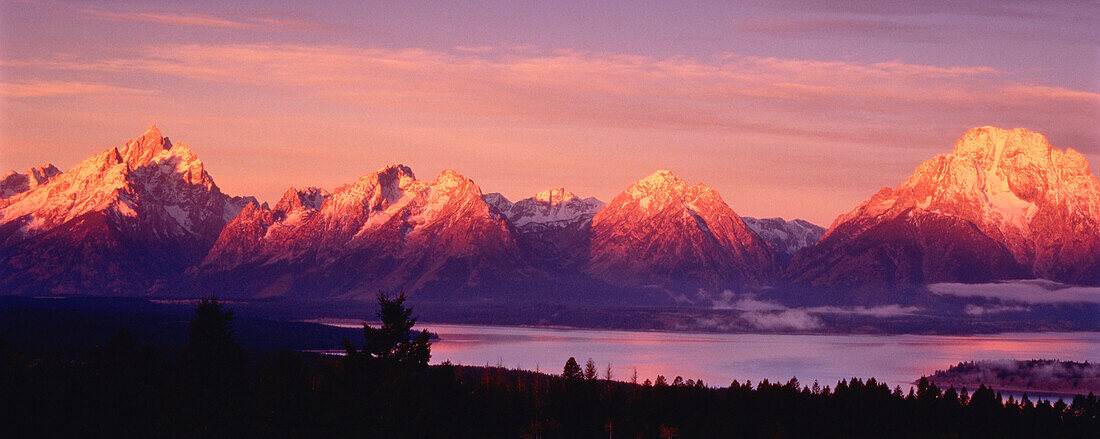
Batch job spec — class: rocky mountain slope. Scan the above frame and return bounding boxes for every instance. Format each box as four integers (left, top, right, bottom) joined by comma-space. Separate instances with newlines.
193, 165, 527, 299
1, 164, 60, 200
587, 171, 776, 293
9, 124, 1088, 301
0, 126, 253, 294
789, 127, 1100, 286
742, 217, 824, 264
484, 189, 604, 271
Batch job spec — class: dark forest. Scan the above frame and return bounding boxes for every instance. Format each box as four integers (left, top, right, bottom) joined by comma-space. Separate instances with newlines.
2, 294, 1096, 438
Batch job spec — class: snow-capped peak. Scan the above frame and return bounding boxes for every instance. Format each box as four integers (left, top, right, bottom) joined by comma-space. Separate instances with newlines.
533, 188, 578, 205
0, 126, 257, 296
814, 126, 1100, 284
588, 171, 775, 289
742, 217, 825, 260
500, 188, 604, 230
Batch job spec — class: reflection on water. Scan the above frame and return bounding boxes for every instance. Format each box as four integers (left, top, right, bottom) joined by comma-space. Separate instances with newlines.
315, 319, 1100, 392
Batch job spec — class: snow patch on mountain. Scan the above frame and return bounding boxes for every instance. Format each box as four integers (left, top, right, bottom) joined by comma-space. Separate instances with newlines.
742, 217, 825, 259
798, 126, 1100, 285
587, 170, 776, 290
486, 188, 604, 232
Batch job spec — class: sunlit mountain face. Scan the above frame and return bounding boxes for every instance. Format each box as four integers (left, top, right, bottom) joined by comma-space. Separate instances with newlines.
2, 126, 1097, 301
788, 127, 1100, 287
3, 3, 1099, 438
0, 126, 255, 295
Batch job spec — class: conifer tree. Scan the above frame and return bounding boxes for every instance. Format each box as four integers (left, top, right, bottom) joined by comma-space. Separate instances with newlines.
563, 357, 583, 381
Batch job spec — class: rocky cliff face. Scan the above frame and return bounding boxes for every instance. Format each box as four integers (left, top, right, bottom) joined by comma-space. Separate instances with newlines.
1, 164, 60, 200
789, 127, 1100, 286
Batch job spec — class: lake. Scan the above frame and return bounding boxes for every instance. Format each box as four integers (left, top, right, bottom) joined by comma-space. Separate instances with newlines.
315, 320, 1100, 394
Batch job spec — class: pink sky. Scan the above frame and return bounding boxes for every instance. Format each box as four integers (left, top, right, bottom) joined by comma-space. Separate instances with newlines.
1, 0, 1097, 225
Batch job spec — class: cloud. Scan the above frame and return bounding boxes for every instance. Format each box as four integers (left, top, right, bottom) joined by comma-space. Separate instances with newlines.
964, 304, 1029, 316
739, 17, 942, 42
713, 291, 919, 328
79, 9, 318, 30
712, 291, 786, 311
14, 42, 1094, 151
741, 309, 823, 331
930, 280, 1100, 304
0, 80, 158, 97
806, 305, 921, 318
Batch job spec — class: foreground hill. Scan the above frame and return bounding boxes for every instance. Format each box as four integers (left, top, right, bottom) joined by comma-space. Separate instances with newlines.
924, 360, 1100, 397
5, 297, 1096, 438
789, 127, 1100, 286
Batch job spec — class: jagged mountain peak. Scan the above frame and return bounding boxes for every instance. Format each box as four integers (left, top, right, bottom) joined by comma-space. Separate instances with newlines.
118, 124, 173, 167
482, 193, 513, 212
630, 170, 686, 192
345, 164, 416, 189
0, 126, 254, 295
495, 188, 604, 232
613, 170, 729, 217
432, 169, 476, 190
533, 188, 578, 205
378, 163, 416, 178
197, 162, 523, 299
274, 186, 329, 214
28, 163, 60, 181
2, 163, 61, 199
952, 126, 1047, 160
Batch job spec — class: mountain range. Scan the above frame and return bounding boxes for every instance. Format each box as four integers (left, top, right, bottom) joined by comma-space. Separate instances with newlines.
2, 125, 1097, 302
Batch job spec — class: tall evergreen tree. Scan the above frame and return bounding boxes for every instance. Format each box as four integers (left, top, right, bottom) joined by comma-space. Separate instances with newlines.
563, 357, 582, 381
360, 291, 432, 369
584, 358, 598, 380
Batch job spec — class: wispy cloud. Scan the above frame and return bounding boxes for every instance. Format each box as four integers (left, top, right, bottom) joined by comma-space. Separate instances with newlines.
930, 280, 1100, 304
712, 291, 920, 329
806, 305, 921, 318
0, 80, 158, 97
80, 9, 318, 30
964, 304, 1029, 316
741, 309, 823, 331
14, 43, 1095, 150
715, 292, 921, 317
740, 17, 942, 42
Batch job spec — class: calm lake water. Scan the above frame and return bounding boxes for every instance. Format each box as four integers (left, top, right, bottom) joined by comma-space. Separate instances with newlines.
316, 320, 1100, 393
